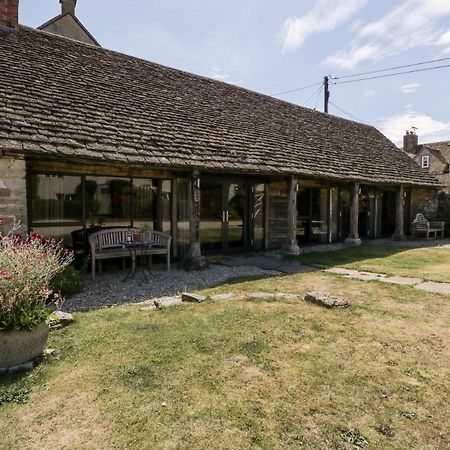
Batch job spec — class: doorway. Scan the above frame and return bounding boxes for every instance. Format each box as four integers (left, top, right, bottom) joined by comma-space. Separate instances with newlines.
297, 187, 329, 245
201, 180, 261, 253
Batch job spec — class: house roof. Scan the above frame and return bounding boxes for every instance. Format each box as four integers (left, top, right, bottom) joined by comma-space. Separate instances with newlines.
37, 12, 100, 46
421, 141, 450, 163
0, 26, 441, 187
415, 145, 447, 163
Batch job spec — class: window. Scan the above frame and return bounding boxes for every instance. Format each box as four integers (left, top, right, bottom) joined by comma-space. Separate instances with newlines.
421, 155, 430, 168
29, 173, 174, 252
30, 174, 83, 246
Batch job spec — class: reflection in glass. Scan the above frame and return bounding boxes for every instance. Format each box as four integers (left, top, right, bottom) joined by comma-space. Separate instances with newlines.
339, 188, 351, 241
31, 174, 82, 223
311, 188, 328, 244
330, 187, 339, 242
161, 180, 172, 234
253, 184, 265, 250
133, 178, 155, 230
177, 178, 190, 257
228, 183, 246, 248
200, 181, 223, 251
297, 187, 329, 244
86, 177, 131, 227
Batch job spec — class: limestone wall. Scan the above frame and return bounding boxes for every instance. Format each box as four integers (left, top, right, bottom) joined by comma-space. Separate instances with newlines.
0, 156, 27, 235
411, 188, 439, 220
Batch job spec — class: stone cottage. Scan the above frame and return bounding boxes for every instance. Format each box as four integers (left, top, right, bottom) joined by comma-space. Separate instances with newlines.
403, 130, 450, 195
0, 0, 441, 265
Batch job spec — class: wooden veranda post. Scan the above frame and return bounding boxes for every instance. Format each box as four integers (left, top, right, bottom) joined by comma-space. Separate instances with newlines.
393, 185, 405, 240
345, 182, 362, 246
283, 176, 301, 255
185, 170, 205, 269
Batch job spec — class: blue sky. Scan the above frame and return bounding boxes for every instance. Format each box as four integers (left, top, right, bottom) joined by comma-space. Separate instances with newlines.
20, 0, 450, 145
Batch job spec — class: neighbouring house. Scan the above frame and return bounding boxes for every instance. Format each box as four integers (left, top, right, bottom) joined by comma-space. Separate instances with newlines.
0, 0, 442, 266
37, 0, 100, 46
403, 130, 450, 194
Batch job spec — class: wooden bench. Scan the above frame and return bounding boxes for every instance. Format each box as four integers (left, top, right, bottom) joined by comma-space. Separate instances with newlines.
411, 213, 445, 240
89, 228, 171, 280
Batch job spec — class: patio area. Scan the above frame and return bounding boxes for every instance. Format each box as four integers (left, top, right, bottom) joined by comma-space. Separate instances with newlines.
63, 238, 450, 312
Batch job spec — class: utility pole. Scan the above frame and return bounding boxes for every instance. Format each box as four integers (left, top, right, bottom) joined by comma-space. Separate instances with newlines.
324, 76, 330, 114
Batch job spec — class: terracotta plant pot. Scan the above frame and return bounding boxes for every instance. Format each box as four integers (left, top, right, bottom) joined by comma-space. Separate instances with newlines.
132, 232, 142, 242
0, 322, 49, 370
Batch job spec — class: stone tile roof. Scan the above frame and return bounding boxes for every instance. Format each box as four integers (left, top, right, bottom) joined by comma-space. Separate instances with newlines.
0, 27, 441, 187
421, 141, 450, 163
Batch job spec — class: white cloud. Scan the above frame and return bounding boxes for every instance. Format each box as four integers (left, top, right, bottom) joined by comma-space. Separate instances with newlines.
326, 44, 379, 69
400, 83, 420, 94
378, 110, 450, 145
325, 0, 450, 69
280, 0, 368, 51
206, 68, 243, 86
363, 89, 376, 98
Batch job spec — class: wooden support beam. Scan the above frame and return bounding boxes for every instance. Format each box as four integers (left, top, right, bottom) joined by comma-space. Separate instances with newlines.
393, 185, 405, 240
345, 182, 362, 246
283, 176, 301, 255
184, 170, 205, 269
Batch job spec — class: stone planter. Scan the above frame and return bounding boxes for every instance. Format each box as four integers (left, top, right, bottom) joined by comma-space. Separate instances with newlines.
0, 322, 49, 370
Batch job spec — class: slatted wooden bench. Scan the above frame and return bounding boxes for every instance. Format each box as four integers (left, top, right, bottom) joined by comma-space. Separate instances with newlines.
89, 228, 171, 280
411, 213, 445, 240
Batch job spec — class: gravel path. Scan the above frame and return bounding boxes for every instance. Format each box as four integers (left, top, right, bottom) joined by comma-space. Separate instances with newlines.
64, 265, 280, 312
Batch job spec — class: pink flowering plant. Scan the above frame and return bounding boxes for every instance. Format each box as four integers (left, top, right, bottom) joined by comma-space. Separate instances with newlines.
0, 231, 73, 331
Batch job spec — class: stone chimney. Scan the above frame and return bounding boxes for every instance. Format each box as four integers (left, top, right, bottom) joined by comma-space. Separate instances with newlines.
60, 0, 77, 15
403, 129, 418, 154
0, 0, 19, 30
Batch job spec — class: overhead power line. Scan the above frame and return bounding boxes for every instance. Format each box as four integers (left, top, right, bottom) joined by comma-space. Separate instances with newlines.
271, 81, 322, 97
333, 63, 450, 85
303, 83, 324, 108
272, 56, 450, 101
332, 56, 450, 80
329, 101, 367, 124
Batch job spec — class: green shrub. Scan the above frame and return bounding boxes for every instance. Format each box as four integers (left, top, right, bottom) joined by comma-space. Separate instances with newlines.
51, 259, 86, 299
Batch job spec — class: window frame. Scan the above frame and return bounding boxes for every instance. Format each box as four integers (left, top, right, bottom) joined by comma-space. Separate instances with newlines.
421, 155, 430, 168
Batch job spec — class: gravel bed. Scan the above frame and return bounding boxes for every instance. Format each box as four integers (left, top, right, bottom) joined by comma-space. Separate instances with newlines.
63, 264, 280, 312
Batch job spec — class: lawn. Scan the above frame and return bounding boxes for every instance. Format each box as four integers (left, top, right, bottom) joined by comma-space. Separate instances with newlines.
296, 244, 450, 283
1, 264, 450, 449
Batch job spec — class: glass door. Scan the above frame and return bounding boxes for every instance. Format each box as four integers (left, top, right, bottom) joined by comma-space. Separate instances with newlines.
201, 180, 254, 252
226, 183, 248, 249
297, 187, 329, 245
200, 181, 225, 251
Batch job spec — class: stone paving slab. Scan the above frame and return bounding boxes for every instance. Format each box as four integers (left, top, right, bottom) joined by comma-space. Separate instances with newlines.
414, 282, 450, 295
220, 256, 315, 274
326, 267, 450, 295
210, 293, 236, 301
326, 268, 386, 281
153, 297, 183, 309
379, 276, 423, 286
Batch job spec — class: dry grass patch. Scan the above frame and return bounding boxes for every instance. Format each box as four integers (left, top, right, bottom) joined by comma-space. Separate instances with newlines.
297, 244, 450, 283
1, 271, 450, 449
